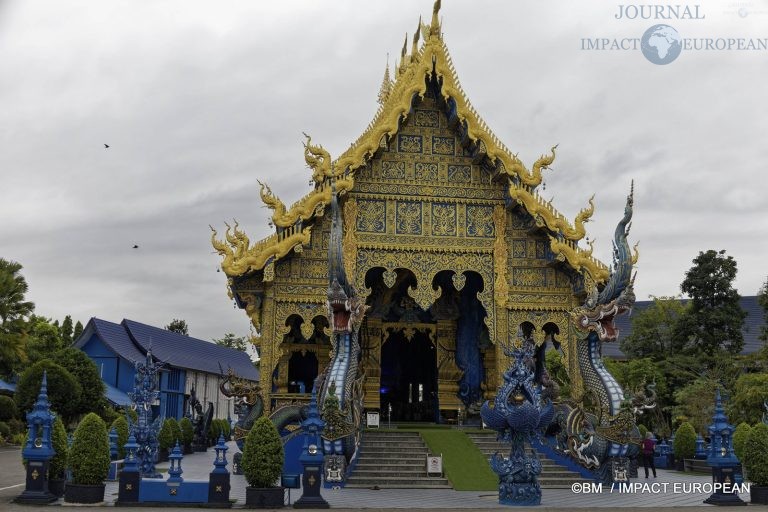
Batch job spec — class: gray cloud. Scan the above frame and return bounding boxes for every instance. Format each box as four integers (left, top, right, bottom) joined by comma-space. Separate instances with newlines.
1, 0, 766, 340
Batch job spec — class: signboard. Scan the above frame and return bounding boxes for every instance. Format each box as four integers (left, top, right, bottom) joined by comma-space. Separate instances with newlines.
426, 455, 443, 476
366, 411, 380, 428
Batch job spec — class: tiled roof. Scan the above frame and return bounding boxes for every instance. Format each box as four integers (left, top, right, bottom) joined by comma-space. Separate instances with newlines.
75, 317, 258, 381
604, 296, 765, 360
105, 382, 131, 407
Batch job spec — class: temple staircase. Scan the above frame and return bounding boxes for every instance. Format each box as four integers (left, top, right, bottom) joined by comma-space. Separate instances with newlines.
465, 431, 593, 489
345, 431, 452, 489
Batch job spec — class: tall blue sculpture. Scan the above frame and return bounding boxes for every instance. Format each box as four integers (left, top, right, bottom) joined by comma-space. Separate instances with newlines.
16, 372, 57, 504
128, 349, 163, 478
704, 389, 745, 506
481, 332, 553, 506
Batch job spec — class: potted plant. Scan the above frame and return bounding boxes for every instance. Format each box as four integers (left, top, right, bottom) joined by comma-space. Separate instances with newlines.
242, 416, 284, 508
180, 417, 194, 454
111, 416, 129, 459
65, 412, 110, 503
49, 416, 68, 497
673, 422, 696, 471
744, 423, 768, 504
157, 418, 174, 462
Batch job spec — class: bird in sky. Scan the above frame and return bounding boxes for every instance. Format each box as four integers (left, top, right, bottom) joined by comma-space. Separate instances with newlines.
132, 244, 139, 249
104, 144, 110, 148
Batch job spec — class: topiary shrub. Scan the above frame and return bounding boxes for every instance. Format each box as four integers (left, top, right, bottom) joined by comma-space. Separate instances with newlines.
0, 395, 17, 421
241, 416, 284, 488
168, 417, 182, 447
15, 360, 82, 423
111, 416, 129, 458
0, 421, 10, 440
158, 418, 175, 450
11, 433, 26, 445
180, 417, 194, 446
69, 412, 110, 485
674, 422, 697, 461
50, 416, 69, 480
734, 422, 752, 461
744, 423, 768, 487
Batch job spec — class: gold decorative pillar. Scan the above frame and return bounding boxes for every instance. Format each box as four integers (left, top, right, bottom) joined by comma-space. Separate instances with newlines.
361, 318, 382, 410
435, 320, 463, 414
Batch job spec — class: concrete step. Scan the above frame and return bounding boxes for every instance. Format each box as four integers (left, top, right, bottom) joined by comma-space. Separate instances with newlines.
345, 483, 453, 489
346, 476, 451, 487
358, 450, 430, 457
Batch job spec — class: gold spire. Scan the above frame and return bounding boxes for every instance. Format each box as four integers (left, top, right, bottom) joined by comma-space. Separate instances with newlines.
410, 16, 422, 60
429, 0, 442, 38
377, 55, 393, 106
398, 32, 408, 75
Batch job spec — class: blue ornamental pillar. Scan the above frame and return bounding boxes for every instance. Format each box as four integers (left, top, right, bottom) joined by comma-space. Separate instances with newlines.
695, 434, 707, 460
167, 441, 184, 485
294, 389, 329, 509
15, 372, 57, 504
703, 389, 745, 506
208, 432, 230, 504
118, 434, 141, 503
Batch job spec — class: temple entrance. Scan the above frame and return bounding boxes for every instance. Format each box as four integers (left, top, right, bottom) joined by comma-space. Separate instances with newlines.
380, 328, 438, 422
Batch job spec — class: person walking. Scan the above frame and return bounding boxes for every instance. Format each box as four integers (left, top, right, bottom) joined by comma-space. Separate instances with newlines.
642, 431, 657, 478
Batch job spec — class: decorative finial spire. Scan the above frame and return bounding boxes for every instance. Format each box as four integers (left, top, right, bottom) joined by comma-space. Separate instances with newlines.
398, 33, 408, 75
411, 16, 422, 59
377, 55, 392, 106
33, 370, 51, 412
430, 0, 442, 38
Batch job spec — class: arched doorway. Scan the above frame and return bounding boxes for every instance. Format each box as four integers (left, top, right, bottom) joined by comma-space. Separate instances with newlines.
380, 328, 437, 422
287, 351, 318, 393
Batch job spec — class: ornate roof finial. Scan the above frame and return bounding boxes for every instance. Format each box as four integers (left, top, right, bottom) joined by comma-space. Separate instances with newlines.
429, 0, 442, 38
411, 16, 422, 59
398, 32, 408, 75
377, 55, 392, 106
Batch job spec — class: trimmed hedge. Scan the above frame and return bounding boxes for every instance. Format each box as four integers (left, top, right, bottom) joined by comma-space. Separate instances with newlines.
180, 417, 194, 445
733, 422, 752, 461
158, 419, 175, 450
168, 418, 182, 447
70, 413, 110, 485
674, 422, 697, 460
241, 416, 283, 488
744, 423, 768, 487
111, 416, 129, 458
50, 416, 69, 479
0, 395, 16, 421
14, 360, 82, 422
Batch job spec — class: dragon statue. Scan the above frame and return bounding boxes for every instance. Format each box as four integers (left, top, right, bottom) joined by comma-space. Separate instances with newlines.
186, 386, 213, 452
317, 182, 368, 485
552, 182, 652, 483
218, 366, 264, 474
480, 330, 554, 506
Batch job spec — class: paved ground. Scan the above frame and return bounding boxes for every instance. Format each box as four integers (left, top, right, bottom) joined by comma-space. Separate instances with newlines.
0, 447, 26, 501
2, 442, 763, 509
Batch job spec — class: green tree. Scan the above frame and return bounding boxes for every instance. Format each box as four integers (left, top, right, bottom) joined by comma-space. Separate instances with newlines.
733, 422, 752, 461
213, 333, 248, 352
165, 319, 189, 336
744, 423, 768, 486
674, 421, 697, 460
241, 416, 284, 488
0, 395, 16, 421
620, 296, 688, 360
179, 417, 194, 446
73, 320, 84, 341
15, 360, 83, 423
53, 348, 106, 418
728, 373, 768, 425
0, 259, 34, 377
25, 315, 64, 364
111, 416, 129, 458
158, 419, 175, 450
759, 276, 768, 342
673, 250, 746, 356
60, 315, 74, 345
672, 378, 718, 434
69, 413, 110, 485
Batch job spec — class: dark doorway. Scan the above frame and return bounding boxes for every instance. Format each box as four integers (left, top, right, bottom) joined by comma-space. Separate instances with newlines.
380, 329, 438, 422
287, 351, 318, 393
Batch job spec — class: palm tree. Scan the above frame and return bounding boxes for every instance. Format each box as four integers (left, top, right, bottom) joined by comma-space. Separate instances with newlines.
0, 258, 34, 376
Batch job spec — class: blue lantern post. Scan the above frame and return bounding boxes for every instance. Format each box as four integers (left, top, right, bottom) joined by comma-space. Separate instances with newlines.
118, 434, 141, 503
294, 389, 329, 509
703, 389, 745, 506
15, 372, 57, 504
208, 432, 230, 504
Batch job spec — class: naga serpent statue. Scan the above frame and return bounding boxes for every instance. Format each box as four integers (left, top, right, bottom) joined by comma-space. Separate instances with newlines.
481, 330, 554, 506
218, 366, 264, 450
317, 182, 368, 485
553, 182, 653, 483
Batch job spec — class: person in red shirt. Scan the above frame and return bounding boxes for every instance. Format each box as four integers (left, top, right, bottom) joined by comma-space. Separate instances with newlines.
642, 432, 657, 478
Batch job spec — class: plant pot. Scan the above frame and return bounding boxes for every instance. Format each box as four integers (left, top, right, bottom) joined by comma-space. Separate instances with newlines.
752, 485, 768, 505
49, 478, 66, 497
245, 486, 284, 508
64, 483, 106, 504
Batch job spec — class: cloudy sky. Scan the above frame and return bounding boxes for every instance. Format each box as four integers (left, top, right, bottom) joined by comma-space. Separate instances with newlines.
2, 0, 766, 342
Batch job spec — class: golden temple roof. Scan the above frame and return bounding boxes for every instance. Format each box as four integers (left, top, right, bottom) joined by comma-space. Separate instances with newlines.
211, 0, 609, 284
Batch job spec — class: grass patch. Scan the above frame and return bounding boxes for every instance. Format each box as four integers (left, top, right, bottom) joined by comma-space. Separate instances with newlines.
390, 428, 497, 491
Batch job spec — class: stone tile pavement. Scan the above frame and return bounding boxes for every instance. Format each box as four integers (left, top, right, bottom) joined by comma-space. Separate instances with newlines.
95, 442, 755, 508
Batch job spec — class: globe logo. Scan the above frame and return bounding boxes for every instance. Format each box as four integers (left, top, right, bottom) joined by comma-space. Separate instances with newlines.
641, 24, 682, 65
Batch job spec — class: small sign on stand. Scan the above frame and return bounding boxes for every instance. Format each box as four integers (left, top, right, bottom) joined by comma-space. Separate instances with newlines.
426, 454, 443, 477
366, 411, 380, 429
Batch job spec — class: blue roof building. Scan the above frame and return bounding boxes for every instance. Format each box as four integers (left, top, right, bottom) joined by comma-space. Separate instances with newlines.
75, 318, 259, 420
604, 296, 765, 360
